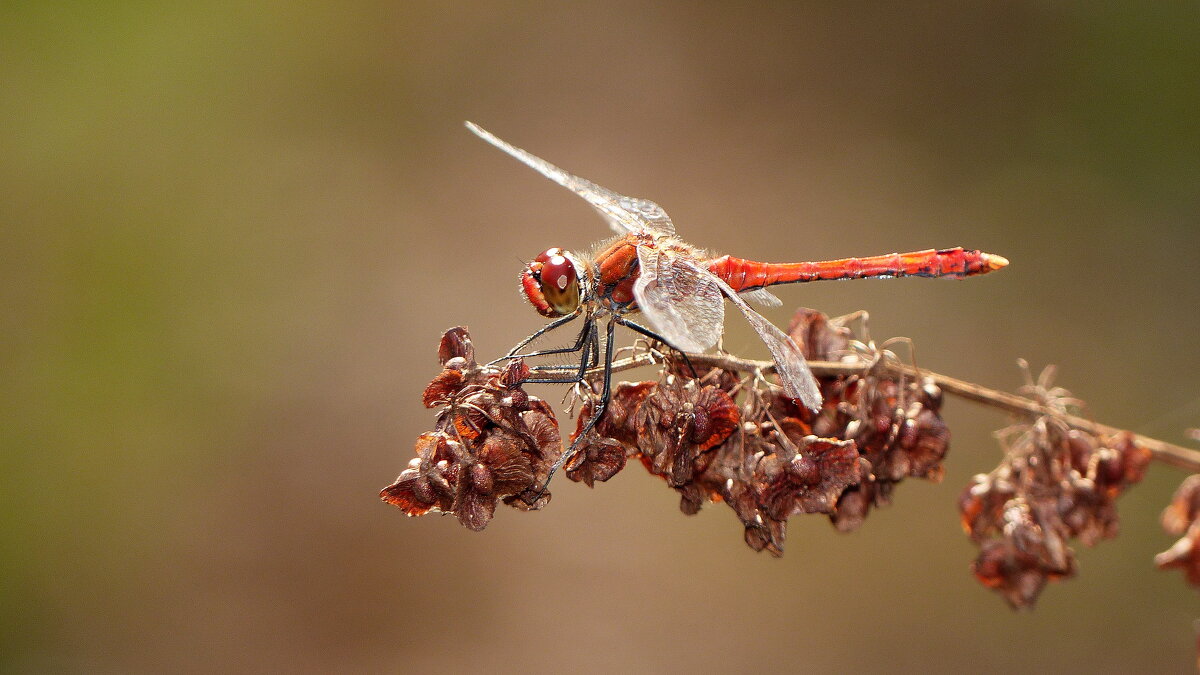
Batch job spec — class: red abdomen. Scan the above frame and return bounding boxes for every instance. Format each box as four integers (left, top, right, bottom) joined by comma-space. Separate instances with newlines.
708, 247, 1008, 292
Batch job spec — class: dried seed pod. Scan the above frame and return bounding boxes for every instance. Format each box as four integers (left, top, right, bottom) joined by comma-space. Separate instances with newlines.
972, 538, 1077, 610
1156, 523, 1200, 587
755, 435, 861, 520
787, 307, 851, 362
381, 432, 459, 516
1163, 475, 1200, 536
382, 327, 563, 529
960, 366, 1150, 607
1157, 475, 1200, 589
566, 436, 627, 488
958, 474, 1016, 541
634, 378, 739, 487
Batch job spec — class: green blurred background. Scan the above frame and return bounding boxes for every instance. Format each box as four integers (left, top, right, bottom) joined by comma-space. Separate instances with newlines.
3, 2, 1199, 672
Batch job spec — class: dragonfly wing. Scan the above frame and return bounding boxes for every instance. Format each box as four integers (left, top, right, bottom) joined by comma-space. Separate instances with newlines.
706, 273, 823, 412
612, 196, 675, 235
738, 288, 783, 308
633, 247, 724, 353
465, 122, 676, 236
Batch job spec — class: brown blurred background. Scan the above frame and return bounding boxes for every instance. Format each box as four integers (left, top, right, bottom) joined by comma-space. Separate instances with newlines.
3, 2, 1199, 672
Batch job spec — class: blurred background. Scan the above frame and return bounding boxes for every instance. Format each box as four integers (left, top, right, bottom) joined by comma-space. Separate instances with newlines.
3, 2, 1199, 672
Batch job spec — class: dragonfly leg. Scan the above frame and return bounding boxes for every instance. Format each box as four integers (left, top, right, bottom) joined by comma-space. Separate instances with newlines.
532, 318, 616, 497
486, 308, 583, 366
525, 319, 601, 374
520, 320, 596, 385
614, 316, 698, 379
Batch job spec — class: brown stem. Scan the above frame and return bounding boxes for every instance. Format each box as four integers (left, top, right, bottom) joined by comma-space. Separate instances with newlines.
595, 351, 1200, 473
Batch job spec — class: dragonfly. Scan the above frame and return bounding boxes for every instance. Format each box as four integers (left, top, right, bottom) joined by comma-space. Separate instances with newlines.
465, 121, 1008, 483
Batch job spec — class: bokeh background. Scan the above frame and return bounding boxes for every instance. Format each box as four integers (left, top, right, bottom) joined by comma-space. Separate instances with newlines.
4, 2, 1199, 672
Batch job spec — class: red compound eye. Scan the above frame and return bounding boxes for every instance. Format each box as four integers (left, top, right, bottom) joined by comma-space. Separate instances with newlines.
540, 253, 576, 294
533, 247, 565, 264
522, 248, 580, 317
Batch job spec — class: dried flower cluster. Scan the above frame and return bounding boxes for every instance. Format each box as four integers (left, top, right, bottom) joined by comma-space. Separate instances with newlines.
784, 309, 951, 533
380, 328, 562, 530
1156, 474, 1200, 586
382, 311, 1199, 619
568, 369, 862, 556
958, 368, 1151, 608
385, 310, 956, 552
404, 308, 949, 555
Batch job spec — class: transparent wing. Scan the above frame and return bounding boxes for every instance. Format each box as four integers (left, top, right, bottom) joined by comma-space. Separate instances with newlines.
739, 288, 783, 307
635, 247, 821, 410
466, 121, 675, 236
707, 273, 823, 412
633, 247, 724, 353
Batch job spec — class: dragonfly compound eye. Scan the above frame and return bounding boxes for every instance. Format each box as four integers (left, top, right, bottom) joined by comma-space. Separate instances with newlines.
521, 248, 580, 317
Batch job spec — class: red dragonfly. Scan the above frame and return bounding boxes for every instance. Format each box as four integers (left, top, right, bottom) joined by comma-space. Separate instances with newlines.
466, 122, 1007, 474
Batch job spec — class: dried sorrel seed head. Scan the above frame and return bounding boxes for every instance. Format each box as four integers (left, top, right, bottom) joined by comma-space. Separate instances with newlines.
958, 473, 1017, 541
972, 538, 1077, 610
565, 436, 627, 488
1157, 474, 1200, 588
1156, 523, 1200, 587
787, 307, 851, 362
746, 308, 951, 535
382, 327, 563, 530
1163, 475, 1200, 536
960, 371, 1151, 607
828, 459, 881, 533
381, 432, 459, 517
753, 435, 861, 520
633, 377, 740, 488
438, 326, 475, 364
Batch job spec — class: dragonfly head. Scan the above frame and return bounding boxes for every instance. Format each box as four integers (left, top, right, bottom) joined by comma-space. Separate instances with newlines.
521, 247, 582, 317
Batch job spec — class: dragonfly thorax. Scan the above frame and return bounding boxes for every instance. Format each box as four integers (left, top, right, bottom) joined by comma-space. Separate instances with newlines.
520, 247, 585, 317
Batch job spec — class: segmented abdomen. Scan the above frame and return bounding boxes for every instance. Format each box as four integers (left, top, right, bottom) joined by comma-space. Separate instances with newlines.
707, 247, 1008, 292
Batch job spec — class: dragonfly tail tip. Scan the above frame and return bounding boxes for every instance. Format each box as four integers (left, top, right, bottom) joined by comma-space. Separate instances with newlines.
984, 253, 1010, 272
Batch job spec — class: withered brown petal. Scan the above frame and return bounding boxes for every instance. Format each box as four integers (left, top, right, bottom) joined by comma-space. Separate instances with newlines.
1108, 432, 1152, 486
456, 488, 497, 531
498, 359, 531, 388
829, 458, 880, 532
831, 484, 871, 533
422, 369, 465, 408
677, 483, 707, 516
413, 432, 453, 462
744, 516, 787, 557
692, 387, 740, 451
380, 470, 437, 516
478, 432, 536, 496
902, 409, 950, 481
566, 437, 627, 488
1163, 475, 1200, 536
971, 540, 1059, 610
787, 308, 850, 361
521, 409, 562, 460
438, 326, 475, 365
1155, 522, 1200, 587
769, 436, 861, 518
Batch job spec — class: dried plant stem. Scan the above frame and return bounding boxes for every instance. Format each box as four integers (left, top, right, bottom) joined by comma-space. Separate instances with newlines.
595, 351, 1200, 473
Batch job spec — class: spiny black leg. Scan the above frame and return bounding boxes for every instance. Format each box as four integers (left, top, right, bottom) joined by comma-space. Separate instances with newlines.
487, 309, 583, 366
521, 320, 596, 385
615, 316, 699, 379
506, 316, 590, 361
527, 323, 601, 374
586, 320, 601, 369
535, 318, 617, 494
